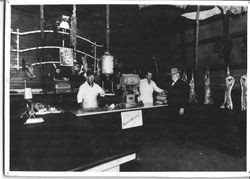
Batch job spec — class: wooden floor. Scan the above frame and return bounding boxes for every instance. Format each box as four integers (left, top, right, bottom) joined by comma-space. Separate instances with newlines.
120, 132, 246, 171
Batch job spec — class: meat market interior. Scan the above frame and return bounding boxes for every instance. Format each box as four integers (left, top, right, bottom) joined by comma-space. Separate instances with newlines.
6, 2, 247, 174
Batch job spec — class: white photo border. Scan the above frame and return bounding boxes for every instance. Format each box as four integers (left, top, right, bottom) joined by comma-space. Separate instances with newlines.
4, 0, 250, 177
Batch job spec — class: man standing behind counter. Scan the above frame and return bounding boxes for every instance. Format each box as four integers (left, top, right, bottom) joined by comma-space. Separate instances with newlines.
139, 72, 164, 105
168, 67, 190, 141
168, 67, 189, 113
77, 70, 105, 109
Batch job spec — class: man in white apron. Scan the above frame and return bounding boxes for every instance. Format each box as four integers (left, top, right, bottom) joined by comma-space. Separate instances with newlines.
139, 72, 164, 105
77, 71, 105, 108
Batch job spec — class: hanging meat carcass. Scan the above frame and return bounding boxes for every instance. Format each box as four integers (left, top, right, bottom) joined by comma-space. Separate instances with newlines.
70, 5, 77, 49
182, 70, 188, 83
22, 58, 36, 79
240, 74, 247, 111
220, 67, 235, 109
204, 66, 213, 104
78, 55, 88, 77
82, 55, 88, 72
96, 59, 101, 76
189, 72, 197, 103
71, 63, 80, 75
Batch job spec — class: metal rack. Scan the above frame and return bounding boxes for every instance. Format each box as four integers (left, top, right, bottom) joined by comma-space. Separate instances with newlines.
11, 29, 103, 71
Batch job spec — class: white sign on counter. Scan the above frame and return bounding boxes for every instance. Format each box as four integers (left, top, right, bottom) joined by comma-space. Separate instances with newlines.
121, 110, 143, 129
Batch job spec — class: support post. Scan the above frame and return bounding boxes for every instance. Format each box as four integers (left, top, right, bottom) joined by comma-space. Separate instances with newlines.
94, 44, 97, 73
223, 11, 230, 66
194, 5, 200, 71
106, 5, 110, 52
16, 28, 20, 70
180, 30, 185, 68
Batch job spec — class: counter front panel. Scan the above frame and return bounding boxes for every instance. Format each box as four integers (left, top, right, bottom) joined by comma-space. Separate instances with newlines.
10, 112, 138, 171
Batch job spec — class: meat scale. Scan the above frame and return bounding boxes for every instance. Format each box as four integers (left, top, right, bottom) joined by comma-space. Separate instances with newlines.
120, 74, 140, 108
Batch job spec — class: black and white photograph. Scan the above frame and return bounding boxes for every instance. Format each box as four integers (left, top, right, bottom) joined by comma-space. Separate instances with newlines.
2, 0, 249, 178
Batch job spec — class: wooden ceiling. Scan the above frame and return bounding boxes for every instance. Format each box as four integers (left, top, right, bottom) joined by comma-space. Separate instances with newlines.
12, 4, 221, 33
12, 4, 223, 59
49, 5, 220, 32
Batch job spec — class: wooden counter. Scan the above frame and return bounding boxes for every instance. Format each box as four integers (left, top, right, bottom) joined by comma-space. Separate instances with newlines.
9, 101, 245, 172
70, 104, 170, 147
70, 103, 168, 117
10, 103, 169, 172
10, 112, 138, 171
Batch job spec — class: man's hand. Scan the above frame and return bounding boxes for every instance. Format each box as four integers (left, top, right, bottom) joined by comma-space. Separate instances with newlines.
99, 91, 105, 97
179, 108, 184, 115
